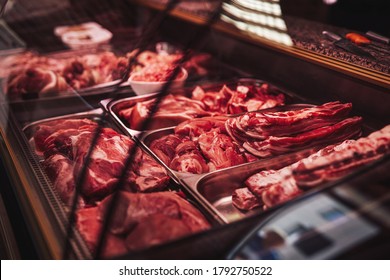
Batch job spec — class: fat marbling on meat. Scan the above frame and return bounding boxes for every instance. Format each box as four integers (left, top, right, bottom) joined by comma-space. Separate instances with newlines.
75, 191, 210, 255
233, 125, 390, 211
33, 118, 169, 205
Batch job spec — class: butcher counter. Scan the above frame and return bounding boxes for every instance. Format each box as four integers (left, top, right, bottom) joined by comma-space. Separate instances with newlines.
0, 0, 389, 259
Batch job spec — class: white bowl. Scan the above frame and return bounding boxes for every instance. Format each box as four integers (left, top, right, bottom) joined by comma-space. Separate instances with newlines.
54, 22, 103, 37
61, 28, 112, 49
128, 67, 188, 95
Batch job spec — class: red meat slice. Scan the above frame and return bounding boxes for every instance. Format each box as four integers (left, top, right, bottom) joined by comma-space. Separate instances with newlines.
34, 119, 97, 153
232, 187, 263, 211
169, 140, 209, 174
76, 207, 128, 258
98, 191, 210, 235
118, 94, 210, 130
174, 115, 229, 139
243, 116, 362, 158
230, 101, 352, 141
125, 214, 191, 251
198, 131, 245, 171
42, 154, 77, 206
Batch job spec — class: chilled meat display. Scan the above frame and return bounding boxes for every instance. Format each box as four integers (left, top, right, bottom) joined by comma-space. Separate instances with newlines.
116, 83, 286, 130
32, 118, 170, 205
5, 51, 128, 98
233, 124, 390, 211
76, 191, 210, 256
150, 101, 362, 174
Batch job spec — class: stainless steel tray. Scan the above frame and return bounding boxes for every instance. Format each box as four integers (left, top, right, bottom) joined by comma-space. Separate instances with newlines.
21, 108, 224, 257
139, 103, 314, 176
179, 154, 309, 223
100, 78, 305, 137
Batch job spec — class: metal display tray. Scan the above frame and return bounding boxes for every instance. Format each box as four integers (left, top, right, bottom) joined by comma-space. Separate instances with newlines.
21, 108, 225, 257
136, 108, 377, 224
100, 78, 306, 138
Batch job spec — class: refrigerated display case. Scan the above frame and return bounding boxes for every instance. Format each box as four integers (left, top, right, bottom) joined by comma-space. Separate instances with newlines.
0, 0, 389, 259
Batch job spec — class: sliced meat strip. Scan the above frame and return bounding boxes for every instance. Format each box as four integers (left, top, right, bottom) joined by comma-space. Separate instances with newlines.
231, 101, 352, 140
294, 126, 390, 188
243, 116, 363, 158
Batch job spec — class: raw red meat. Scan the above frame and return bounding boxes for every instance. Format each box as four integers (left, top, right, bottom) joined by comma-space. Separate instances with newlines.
198, 131, 245, 171
98, 191, 210, 235
76, 207, 128, 258
118, 94, 210, 130
34, 119, 169, 204
7, 67, 68, 98
117, 83, 285, 131
149, 134, 185, 165
34, 118, 97, 153
232, 187, 263, 210
192, 83, 285, 114
227, 83, 286, 114
227, 101, 352, 141
294, 125, 390, 187
125, 214, 191, 251
174, 116, 229, 139
192, 85, 234, 113
42, 154, 77, 206
242, 116, 363, 158
233, 125, 390, 210
169, 140, 209, 174
76, 191, 210, 255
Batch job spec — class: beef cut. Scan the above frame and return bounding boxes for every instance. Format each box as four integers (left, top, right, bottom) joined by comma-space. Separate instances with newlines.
118, 94, 210, 130
150, 101, 361, 175
33, 118, 169, 205
233, 124, 390, 211
75, 191, 210, 255
117, 83, 286, 130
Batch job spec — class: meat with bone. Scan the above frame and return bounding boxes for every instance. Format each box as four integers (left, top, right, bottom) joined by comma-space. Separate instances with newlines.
76, 191, 210, 254
233, 125, 390, 210
33, 119, 169, 204
150, 116, 237, 174
118, 94, 210, 130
